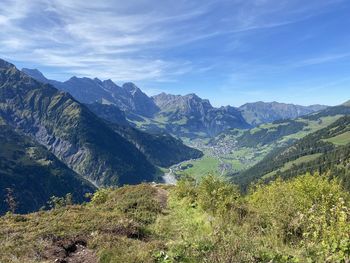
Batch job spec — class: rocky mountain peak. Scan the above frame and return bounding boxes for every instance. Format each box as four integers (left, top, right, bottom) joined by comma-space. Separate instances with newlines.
0, 58, 15, 69
22, 68, 48, 83
122, 82, 140, 94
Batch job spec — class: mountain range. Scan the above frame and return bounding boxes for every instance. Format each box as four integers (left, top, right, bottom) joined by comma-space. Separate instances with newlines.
1, 59, 201, 214
1, 59, 342, 216
22, 68, 327, 137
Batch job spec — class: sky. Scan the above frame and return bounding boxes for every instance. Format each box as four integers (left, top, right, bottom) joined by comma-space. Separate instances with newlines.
0, 0, 350, 107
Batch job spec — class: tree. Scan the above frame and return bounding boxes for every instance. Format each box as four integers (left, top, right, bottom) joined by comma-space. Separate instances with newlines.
5, 188, 18, 213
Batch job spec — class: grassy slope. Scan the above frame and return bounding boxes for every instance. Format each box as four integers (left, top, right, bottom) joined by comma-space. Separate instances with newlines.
177, 156, 220, 178
1, 174, 350, 262
324, 131, 350, 145
235, 115, 350, 189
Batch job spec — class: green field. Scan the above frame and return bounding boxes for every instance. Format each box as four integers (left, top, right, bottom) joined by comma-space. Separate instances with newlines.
177, 156, 220, 178
280, 115, 342, 143
262, 153, 323, 179
324, 131, 350, 146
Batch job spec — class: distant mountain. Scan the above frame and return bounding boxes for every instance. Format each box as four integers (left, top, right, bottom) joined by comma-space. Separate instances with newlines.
21, 68, 48, 83
22, 69, 159, 117
23, 68, 327, 138
2, 59, 158, 186
0, 123, 95, 215
151, 93, 250, 137
122, 82, 160, 117
152, 93, 212, 116
343, 100, 350, 107
23, 68, 252, 137
239, 101, 328, 126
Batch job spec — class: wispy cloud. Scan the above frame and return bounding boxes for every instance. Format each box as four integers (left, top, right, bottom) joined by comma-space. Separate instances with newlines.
0, 0, 347, 87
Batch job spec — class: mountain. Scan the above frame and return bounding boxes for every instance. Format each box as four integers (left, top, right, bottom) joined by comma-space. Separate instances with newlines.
21, 70, 249, 137
85, 103, 203, 166
233, 113, 350, 190
122, 82, 160, 117
343, 100, 350, 107
151, 93, 250, 137
2, 59, 158, 186
112, 125, 203, 167
21, 65, 202, 169
0, 123, 95, 215
23, 68, 327, 138
21, 68, 48, 83
85, 102, 128, 126
22, 68, 159, 117
239, 101, 328, 126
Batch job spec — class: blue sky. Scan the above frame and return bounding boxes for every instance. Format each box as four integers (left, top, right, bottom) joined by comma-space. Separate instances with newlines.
1, 0, 349, 107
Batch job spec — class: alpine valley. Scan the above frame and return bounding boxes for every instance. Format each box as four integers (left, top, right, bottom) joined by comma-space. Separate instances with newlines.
1, 58, 350, 263
3, 1, 350, 262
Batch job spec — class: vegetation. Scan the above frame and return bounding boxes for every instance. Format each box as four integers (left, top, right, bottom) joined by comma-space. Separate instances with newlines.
185, 114, 344, 180
1, 173, 350, 262
0, 124, 95, 215
235, 115, 350, 190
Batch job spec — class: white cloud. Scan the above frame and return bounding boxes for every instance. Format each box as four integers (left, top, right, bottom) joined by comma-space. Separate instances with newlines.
0, 0, 346, 83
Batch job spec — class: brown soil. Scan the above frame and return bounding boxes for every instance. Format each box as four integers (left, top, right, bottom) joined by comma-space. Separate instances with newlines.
41, 236, 97, 263
154, 186, 169, 209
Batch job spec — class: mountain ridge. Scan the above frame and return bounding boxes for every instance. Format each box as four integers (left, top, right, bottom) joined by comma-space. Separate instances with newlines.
22, 68, 327, 137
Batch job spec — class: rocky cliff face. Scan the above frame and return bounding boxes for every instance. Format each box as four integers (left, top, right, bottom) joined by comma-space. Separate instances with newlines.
152, 93, 250, 136
2, 59, 157, 186
0, 124, 95, 214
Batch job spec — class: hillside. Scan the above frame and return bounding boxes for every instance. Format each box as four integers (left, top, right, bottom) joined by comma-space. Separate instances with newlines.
0, 124, 95, 215
84, 103, 204, 167
1, 174, 349, 262
1, 59, 158, 186
235, 115, 350, 190
112, 125, 203, 167
85, 102, 129, 126
239, 101, 327, 126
